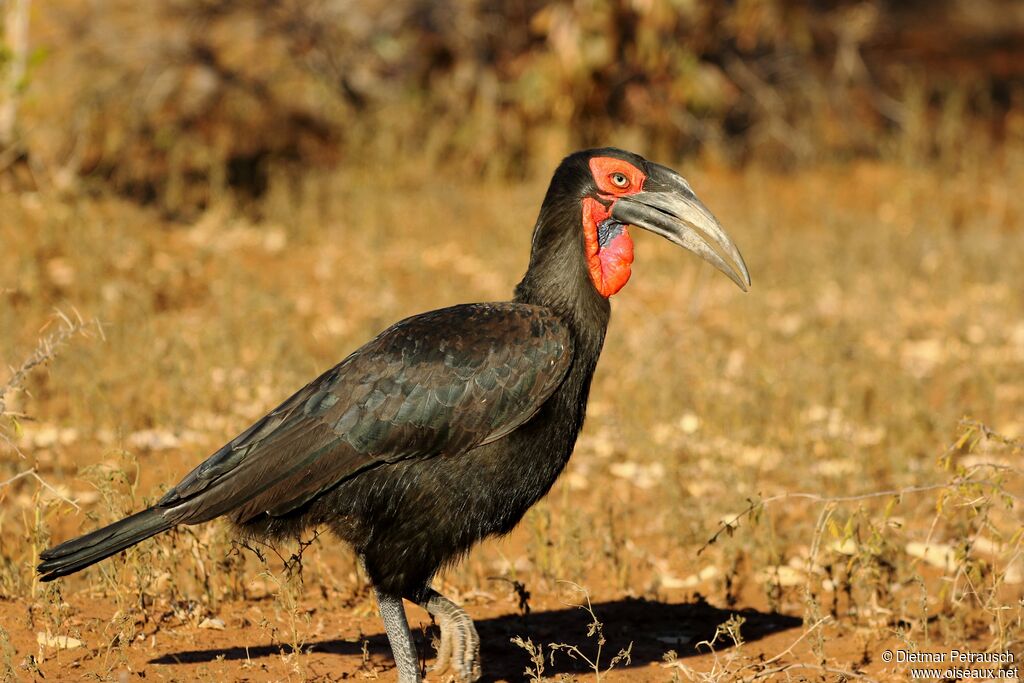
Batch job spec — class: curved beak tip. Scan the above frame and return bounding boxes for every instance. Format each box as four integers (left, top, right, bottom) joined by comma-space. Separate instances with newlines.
734, 258, 752, 292
712, 246, 751, 293
721, 262, 751, 292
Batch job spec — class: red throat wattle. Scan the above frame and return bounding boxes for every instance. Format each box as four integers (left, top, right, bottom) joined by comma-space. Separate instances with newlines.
582, 156, 647, 297
583, 198, 634, 297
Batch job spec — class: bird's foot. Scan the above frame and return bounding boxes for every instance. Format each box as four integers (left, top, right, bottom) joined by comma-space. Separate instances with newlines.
420, 589, 481, 682
430, 612, 479, 682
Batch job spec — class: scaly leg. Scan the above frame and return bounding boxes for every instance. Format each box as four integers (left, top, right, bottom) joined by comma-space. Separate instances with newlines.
418, 588, 481, 682
375, 588, 421, 683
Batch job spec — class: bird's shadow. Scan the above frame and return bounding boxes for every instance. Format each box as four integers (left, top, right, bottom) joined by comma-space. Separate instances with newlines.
150, 596, 800, 679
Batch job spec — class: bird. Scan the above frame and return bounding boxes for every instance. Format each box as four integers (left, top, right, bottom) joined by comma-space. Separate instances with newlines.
38, 148, 750, 682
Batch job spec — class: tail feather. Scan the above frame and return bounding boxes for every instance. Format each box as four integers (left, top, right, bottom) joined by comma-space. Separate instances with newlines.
38, 508, 174, 581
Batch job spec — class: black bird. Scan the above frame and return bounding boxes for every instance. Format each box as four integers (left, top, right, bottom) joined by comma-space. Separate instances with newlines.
38, 148, 750, 682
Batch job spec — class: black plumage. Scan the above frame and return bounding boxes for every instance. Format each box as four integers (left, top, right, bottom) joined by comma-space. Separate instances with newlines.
39, 148, 750, 682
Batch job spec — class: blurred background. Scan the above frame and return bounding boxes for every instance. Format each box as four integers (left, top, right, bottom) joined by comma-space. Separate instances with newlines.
1, 1, 1023, 680
2, 0, 1023, 206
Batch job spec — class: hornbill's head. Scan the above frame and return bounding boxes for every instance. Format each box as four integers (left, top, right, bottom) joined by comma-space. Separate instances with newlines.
531, 148, 751, 297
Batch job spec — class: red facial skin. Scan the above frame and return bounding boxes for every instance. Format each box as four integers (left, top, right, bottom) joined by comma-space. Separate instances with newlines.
583, 157, 647, 297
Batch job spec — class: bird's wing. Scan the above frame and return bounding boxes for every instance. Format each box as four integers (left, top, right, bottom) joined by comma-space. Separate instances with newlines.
157, 303, 573, 524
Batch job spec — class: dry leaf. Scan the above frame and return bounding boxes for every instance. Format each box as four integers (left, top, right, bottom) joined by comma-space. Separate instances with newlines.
37, 632, 84, 650
905, 542, 956, 571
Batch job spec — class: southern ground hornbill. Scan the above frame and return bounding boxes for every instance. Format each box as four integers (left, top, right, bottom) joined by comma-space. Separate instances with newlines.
38, 148, 750, 682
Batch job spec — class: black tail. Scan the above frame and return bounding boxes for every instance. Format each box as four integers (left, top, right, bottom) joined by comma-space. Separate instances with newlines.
37, 508, 174, 581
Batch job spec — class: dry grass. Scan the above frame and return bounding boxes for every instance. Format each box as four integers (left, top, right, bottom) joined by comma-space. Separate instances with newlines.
1, 142, 1023, 680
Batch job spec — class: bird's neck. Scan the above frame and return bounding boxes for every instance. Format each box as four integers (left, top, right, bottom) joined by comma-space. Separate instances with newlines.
513, 205, 611, 361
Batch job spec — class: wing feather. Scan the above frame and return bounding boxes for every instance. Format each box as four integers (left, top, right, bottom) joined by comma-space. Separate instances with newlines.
158, 303, 572, 524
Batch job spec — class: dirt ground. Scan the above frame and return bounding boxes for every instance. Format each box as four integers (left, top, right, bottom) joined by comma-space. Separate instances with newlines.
0, 588, 858, 681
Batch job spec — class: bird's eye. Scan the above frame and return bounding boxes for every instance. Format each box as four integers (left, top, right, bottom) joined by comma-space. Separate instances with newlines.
609, 172, 630, 189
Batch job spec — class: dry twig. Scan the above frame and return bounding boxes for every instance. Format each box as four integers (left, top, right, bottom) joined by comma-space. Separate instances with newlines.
0, 309, 100, 509
0, 308, 101, 456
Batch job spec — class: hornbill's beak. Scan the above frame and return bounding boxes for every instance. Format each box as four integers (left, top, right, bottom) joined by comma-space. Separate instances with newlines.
611, 164, 751, 291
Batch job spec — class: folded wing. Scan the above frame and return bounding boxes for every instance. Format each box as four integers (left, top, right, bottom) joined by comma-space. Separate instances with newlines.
157, 303, 573, 525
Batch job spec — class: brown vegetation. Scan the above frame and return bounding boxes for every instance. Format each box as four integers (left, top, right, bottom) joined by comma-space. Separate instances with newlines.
4, 0, 1024, 206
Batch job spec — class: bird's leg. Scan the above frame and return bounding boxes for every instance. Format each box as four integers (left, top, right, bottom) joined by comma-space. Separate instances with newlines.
375, 588, 422, 683
417, 588, 481, 682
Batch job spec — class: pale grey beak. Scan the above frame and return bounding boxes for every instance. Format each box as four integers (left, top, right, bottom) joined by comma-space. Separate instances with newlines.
611, 168, 751, 291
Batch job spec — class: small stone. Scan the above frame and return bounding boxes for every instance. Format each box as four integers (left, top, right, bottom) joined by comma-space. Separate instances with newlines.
198, 617, 226, 630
